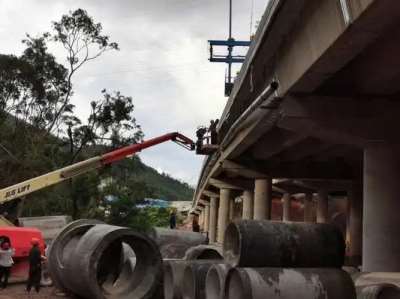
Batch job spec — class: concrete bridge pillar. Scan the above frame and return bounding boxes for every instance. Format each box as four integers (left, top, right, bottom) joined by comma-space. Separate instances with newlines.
282, 193, 291, 222
217, 189, 232, 243
198, 207, 204, 231
242, 190, 254, 220
204, 203, 210, 233
316, 190, 329, 223
209, 197, 218, 243
363, 144, 400, 272
254, 178, 272, 220
303, 193, 314, 222
347, 183, 363, 266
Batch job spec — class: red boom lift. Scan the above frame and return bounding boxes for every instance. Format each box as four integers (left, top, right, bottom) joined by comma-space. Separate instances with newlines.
0, 132, 195, 281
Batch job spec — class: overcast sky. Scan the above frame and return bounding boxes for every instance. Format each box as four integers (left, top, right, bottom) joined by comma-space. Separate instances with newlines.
0, 0, 268, 186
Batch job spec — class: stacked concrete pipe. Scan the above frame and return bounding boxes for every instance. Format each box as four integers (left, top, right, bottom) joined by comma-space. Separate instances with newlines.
149, 228, 208, 259
48, 221, 163, 299
356, 284, 400, 299
226, 267, 355, 299
214, 220, 357, 299
223, 220, 345, 268
48, 219, 103, 292
182, 261, 224, 299
205, 264, 231, 299
184, 244, 223, 260
353, 272, 400, 299
164, 260, 191, 299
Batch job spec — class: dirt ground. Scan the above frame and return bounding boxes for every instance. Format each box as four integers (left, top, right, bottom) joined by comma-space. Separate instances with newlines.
0, 284, 73, 299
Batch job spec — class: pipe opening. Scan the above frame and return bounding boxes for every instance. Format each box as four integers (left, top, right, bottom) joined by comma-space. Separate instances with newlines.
228, 271, 246, 299
376, 284, 400, 299
223, 223, 240, 265
58, 223, 98, 268
379, 288, 400, 299
163, 264, 175, 299
101, 242, 136, 291
205, 267, 221, 299
197, 249, 223, 260
96, 233, 160, 298
182, 266, 196, 299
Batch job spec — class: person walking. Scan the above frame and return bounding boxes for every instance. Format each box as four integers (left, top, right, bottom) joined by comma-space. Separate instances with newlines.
169, 211, 177, 229
26, 238, 45, 294
0, 241, 14, 289
192, 216, 200, 232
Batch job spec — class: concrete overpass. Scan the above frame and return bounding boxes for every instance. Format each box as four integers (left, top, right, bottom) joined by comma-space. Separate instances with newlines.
192, 0, 400, 273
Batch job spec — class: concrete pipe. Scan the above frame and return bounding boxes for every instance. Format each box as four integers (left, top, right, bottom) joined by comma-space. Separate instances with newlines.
226, 268, 356, 299
205, 264, 231, 299
48, 219, 103, 292
184, 245, 223, 260
223, 220, 345, 267
66, 224, 163, 299
164, 260, 191, 299
182, 261, 222, 299
149, 227, 207, 258
356, 284, 400, 299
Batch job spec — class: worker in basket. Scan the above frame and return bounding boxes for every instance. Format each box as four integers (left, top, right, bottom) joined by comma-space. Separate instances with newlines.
0, 241, 15, 289
26, 238, 46, 294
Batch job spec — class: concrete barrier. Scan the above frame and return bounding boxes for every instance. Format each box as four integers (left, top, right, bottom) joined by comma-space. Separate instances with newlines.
18, 215, 71, 243
226, 268, 356, 299
223, 220, 345, 267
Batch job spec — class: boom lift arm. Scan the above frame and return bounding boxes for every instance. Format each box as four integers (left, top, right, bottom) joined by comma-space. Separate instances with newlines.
0, 132, 194, 204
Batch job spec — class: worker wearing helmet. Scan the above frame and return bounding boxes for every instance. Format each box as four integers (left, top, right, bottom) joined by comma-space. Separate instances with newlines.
0, 241, 15, 289
26, 238, 45, 294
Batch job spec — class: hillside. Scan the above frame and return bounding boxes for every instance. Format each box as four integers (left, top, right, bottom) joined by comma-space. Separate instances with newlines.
110, 156, 194, 202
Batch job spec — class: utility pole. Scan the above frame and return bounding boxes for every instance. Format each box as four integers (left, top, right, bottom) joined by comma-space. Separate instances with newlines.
208, 0, 251, 97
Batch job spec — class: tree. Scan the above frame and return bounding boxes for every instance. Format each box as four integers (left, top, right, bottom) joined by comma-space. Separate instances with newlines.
67, 89, 144, 163
47, 8, 119, 134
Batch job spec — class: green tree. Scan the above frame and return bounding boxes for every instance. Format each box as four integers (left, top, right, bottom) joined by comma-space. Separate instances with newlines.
47, 8, 119, 134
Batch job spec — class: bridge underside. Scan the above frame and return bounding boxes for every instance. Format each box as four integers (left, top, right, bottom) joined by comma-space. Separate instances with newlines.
193, 0, 400, 273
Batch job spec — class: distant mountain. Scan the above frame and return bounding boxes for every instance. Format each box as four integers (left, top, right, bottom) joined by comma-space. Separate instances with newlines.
110, 156, 194, 202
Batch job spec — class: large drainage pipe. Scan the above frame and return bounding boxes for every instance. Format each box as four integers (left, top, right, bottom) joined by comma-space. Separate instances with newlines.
184, 245, 223, 260
226, 268, 356, 299
68, 224, 163, 299
149, 228, 207, 258
223, 220, 345, 267
356, 284, 400, 299
49, 223, 163, 299
48, 219, 103, 292
205, 264, 231, 299
164, 260, 192, 299
181, 261, 223, 299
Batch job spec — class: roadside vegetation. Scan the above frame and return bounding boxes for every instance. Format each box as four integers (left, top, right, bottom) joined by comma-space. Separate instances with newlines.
0, 9, 193, 229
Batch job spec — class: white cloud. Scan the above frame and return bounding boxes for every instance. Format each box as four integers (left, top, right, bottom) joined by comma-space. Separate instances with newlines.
0, 0, 269, 185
